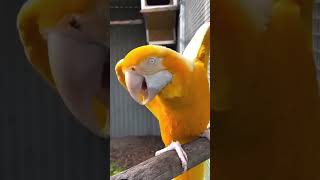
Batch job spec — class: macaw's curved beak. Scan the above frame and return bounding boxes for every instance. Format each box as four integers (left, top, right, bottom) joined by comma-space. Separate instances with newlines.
47, 31, 108, 137
124, 70, 172, 105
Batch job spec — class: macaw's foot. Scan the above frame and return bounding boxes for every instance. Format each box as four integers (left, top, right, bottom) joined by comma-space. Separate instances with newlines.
155, 141, 188, 172
200, 123, 210, 140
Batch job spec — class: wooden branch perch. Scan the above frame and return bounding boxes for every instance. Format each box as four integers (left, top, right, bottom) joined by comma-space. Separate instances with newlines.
111, 137, 210, 180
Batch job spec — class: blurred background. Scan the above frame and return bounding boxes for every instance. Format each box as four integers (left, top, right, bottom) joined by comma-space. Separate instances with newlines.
313, 0, 320, 88
0, 1, 107, 179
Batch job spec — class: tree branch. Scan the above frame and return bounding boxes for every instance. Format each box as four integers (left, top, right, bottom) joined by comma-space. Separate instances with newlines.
110, 137, 210, 180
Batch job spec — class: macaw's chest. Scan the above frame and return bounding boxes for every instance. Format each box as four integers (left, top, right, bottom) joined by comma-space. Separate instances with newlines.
147, 97, 210, 146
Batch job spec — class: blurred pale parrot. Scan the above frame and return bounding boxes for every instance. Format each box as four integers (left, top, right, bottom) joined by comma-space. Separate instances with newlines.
17, 0, 109, 138
213, 0, 320, 179
115, 23, 210, 180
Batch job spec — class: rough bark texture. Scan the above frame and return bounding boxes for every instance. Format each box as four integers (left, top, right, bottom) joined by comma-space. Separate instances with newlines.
111, 137, 210, 180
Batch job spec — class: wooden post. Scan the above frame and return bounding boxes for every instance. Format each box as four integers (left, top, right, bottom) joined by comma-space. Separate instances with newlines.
111, 137, 210, 180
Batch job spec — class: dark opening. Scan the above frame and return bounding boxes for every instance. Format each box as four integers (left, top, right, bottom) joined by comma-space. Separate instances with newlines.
142, 78, 147, 91
146, 0, 170, 6
69, 18, 81, 30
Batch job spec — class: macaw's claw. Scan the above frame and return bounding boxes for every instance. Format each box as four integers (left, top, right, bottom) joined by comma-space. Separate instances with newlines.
155, 141, 188, 172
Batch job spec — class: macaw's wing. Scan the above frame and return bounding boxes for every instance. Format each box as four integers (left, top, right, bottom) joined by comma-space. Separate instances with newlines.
182, 22, 210, 71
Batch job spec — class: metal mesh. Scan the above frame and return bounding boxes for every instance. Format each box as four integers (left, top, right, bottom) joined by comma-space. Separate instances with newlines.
179, 0, 210, 52
184, 0, 210, 46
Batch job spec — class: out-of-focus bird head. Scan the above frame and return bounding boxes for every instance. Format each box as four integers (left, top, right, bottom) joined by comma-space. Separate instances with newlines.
17, 0, 109, 138
116, 45, 192, 105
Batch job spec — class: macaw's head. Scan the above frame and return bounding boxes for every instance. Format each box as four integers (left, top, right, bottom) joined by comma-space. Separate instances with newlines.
17, 0, 109, 137
116, 45, 192, 105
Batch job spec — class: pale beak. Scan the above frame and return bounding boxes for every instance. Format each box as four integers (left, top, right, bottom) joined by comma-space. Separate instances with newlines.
47, 31, 107, 137
124, 70, 172, 105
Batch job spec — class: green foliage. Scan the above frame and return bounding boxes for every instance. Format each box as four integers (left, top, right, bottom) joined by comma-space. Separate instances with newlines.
110, 162, 124, 176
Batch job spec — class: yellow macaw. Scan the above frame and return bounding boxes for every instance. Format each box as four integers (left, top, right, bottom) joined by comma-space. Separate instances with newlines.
115, 23, 210, 179
17, 0, 109, 138
213, 0, 320, 179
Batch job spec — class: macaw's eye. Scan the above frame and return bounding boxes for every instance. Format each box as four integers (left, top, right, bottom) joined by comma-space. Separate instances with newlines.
69, 17, 81, 30
148, 57, 158, 64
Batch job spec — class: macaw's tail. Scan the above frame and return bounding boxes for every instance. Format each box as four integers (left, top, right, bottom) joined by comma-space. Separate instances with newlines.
174, 162, 205, 180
